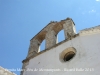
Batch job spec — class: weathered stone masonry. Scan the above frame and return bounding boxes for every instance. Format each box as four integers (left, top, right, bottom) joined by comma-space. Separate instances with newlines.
20, 18, 76, 75
27, 18, 76, 58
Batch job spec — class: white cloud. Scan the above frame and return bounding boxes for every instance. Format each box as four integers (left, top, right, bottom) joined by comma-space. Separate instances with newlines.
89, 9, 96, 13
81, 9, 97, 15
96, 0, 100, 2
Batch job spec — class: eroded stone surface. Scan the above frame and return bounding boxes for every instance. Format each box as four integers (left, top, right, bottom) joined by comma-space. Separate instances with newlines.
80, 25, 100, 36
21, 18, 76, 75
45, 30, 57, 49
26, 18, 76, 59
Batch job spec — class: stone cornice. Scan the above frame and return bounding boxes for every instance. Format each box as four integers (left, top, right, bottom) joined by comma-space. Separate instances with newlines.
22, 34, 79, 63
79, 25, 100, 36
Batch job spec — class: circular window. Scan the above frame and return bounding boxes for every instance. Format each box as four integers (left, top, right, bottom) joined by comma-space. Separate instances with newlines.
63, 51, 75, 61
59, 47, 76, 62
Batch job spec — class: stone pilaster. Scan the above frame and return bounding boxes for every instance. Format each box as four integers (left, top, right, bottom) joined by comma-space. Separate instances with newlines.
27, 39, 40, 58
63, 19, 76, 39
45, 30, 57, 49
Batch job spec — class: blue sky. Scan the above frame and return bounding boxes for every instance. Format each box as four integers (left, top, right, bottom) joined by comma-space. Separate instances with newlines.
0, 0, 100, 75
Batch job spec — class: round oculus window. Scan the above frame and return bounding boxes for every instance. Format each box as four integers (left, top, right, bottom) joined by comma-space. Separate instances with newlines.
63, 51, 75, 61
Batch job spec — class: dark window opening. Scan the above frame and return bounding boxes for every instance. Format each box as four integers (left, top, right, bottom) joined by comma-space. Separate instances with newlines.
64, 51, 75, 61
